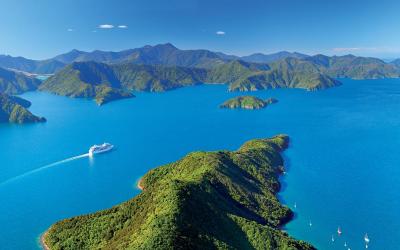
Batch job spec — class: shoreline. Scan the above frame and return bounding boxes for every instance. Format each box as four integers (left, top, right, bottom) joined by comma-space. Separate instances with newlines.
137, 178, 144, 191
40, 231, 50, 250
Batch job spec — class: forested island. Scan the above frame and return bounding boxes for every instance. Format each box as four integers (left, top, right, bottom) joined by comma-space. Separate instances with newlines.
42, 135, 314, 250
220, 96, 278, 109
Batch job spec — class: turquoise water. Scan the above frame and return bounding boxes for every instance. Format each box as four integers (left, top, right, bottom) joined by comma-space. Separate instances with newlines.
1, 79, 399, 249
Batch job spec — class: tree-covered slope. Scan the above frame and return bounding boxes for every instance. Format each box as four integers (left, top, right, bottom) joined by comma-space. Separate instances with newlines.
207, 60, 270, 83
306, 54, 400, 79
43, 135, 314, 250
229, 58, 340, 91
0, 67, 42, 94
112, 63, 207, 91
0, 93, 46, 123
39, 62, 134, 105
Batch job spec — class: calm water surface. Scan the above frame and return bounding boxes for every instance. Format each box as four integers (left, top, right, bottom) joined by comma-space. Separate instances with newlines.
0, 79, 399, 249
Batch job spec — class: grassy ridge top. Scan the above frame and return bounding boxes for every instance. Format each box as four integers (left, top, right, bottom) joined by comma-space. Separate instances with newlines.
44, 135, 314, 250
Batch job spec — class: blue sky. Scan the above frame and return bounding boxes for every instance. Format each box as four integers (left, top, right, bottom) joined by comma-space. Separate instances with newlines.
0, 0, 400, 59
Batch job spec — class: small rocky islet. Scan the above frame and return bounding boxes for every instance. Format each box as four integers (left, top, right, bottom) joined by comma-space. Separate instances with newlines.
220, 96, 278, 110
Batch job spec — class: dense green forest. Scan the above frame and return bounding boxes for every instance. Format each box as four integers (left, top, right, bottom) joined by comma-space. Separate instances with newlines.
44, 135, 314, 250
0, 93, 46, 123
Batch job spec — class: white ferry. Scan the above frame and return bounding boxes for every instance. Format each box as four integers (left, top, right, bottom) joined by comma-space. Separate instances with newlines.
89, 143, 114, 156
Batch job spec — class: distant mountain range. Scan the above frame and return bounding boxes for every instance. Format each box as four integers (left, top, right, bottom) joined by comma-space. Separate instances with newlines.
1, 43, 400, 108
0, 44, 318, 74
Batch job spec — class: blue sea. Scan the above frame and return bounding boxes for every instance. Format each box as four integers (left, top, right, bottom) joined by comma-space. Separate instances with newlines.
1, 79, 399, 249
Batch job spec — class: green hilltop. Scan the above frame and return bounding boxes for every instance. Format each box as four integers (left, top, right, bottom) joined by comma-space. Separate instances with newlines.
43, 135, 314, 250
0, 93, 46, 123
39, 62, 134, 105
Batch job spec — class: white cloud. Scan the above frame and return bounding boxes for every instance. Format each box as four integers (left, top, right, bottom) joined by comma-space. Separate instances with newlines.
216, 31, 225, 35
67, 28, 74, 32
98, 24, 114, 29
118, 25, 128, 29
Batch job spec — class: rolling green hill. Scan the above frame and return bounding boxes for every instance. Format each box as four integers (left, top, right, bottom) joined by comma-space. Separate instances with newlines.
228, 58, 341, 91
305, 54, 400, 79
112, 63, 207, 91
0, 67, 42, 94
207, 60, 270, 83
43, 135, 314, 250
39, 62, 134, 105
0, 93, 46, 123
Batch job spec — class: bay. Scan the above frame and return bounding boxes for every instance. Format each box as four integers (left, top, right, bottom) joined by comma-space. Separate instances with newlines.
0, 79, 399, 249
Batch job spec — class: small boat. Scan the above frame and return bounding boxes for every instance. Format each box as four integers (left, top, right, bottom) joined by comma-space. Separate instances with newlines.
365, 233, 370, 248
331, 235, 335, 242
344, 241, 347, 247
364, 233, 370, 244
309, 221, 312, 227
89, 143, 114, 157
294, 202, 297, 209
337, 226, 342, 236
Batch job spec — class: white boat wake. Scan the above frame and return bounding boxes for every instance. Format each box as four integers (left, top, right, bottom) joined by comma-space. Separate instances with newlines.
0, 153, 89, 187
